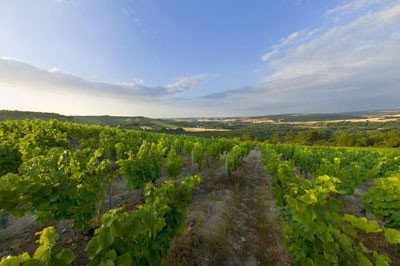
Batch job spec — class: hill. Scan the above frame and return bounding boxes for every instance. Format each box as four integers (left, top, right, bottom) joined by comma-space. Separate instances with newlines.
0, 110, 179, 130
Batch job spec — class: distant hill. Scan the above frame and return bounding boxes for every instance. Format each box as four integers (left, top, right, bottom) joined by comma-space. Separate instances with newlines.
1, 109, 399, 131
177, 109, 400, 123
0, 110, 73, 122
0, 110, 180, 130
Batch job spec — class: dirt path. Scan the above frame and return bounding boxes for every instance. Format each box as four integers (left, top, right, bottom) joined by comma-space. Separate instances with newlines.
167, 148, 291, 265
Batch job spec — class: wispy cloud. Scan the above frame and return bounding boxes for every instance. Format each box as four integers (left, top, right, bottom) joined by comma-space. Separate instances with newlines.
264, 3, 400, 83
55, 0, 77, 6
166, 74, 219, 93
325, 0, 394, 16
208, 0, 400, 115
0, 58, 142, 99
262, 29, 318, 61
0, 57, 217, 102
261, 50, 279, 61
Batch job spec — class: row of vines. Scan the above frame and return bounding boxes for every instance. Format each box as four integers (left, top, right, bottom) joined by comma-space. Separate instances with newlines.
3, 118, 398, 265
260, 144, 400, 265
0, 119, 254, 265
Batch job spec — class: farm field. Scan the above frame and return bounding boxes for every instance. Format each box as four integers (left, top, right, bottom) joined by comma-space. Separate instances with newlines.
0, 119, 399, 265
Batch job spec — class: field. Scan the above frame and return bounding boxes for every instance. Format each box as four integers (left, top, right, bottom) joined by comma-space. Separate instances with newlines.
0, 119, 399, 265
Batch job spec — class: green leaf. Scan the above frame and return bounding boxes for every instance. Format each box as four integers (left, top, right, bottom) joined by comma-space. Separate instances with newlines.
33, 242, 51, 262
85, 237, 100, 258
103, 215, 114, 228
36, 226, 57, 247
53, 248, 76, 265
105, 250, 117, 261
116, 253, 132, 266
299, 190, 318, 204
342, 224, 357, 237
323, 250, 338, 263
0, 252, 30, 266
338, 235, 353, 251
99, 259, 115, 266
98, 233, 114, 250
21, 261, 42, 266
356, 252, 373, 266
343, 214, 382, 233
374, 253, 391, 266
384, 228, 400, 244
94, 149, 104, 158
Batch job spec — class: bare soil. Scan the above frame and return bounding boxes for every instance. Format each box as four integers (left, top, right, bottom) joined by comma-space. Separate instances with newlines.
166, 148, 291, 265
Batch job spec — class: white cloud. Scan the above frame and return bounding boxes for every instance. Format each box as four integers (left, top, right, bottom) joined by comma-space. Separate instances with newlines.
0, 58, 222, 117
55, 0, 77, 7
48, 67, 62, 73
325, 0, 394, 16
261, 50, 279, 61
0, 56, 13, 60
278, 31, 301, 47
116, 78, 144, 86
213, 0, 400, 115
166, 74, 219, 93
262, 29, 318, 61
0, 58, 176, 100
267, 3, 400, 82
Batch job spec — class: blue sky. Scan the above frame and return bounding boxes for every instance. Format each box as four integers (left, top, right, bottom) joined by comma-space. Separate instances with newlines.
0, 0, 399, 117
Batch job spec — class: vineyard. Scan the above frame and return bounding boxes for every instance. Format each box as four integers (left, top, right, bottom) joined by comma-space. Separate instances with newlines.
0, 119, 399, 265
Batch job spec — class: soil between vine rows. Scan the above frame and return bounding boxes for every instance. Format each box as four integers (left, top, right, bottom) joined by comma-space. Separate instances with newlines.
166, 148, 291, 265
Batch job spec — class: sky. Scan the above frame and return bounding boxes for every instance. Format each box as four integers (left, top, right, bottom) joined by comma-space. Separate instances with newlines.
0, 0, 399, 118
